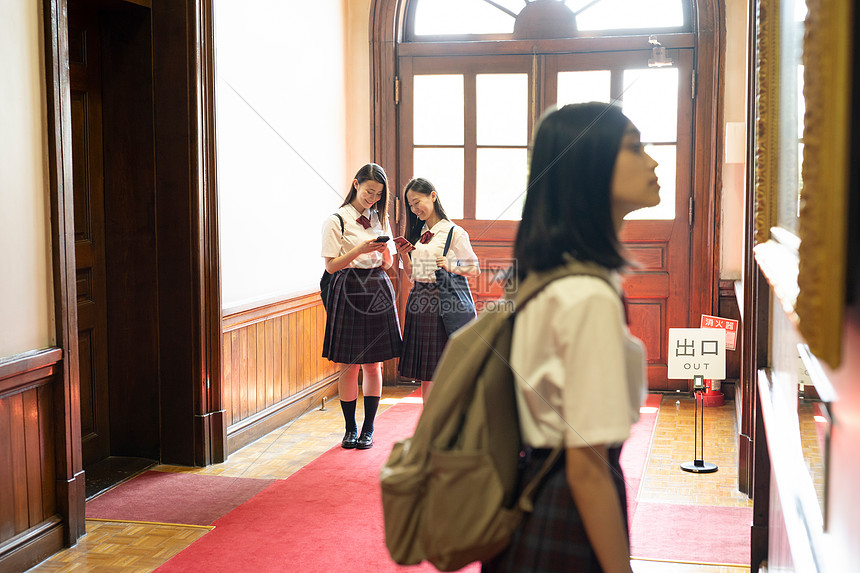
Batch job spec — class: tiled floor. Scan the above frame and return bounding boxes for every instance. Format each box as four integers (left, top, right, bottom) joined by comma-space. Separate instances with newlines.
29, 389, 750, 572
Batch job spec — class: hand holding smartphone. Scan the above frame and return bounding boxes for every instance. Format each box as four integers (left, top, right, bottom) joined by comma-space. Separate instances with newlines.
393, 236, 415, 253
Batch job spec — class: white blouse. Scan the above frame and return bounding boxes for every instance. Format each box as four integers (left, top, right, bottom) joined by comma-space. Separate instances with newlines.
407, 219, 479, 283
510, 274, 647, 449
320, 204, 394, 269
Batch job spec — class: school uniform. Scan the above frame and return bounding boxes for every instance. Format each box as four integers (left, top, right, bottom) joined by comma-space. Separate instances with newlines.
483, 274, 647, 572
320, 204, 402, 364
398, 219, 478, 381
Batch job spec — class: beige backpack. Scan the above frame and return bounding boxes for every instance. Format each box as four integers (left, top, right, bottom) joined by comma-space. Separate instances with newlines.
380, 259, 614, 571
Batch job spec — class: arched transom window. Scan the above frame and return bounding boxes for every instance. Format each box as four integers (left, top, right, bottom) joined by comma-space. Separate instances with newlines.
410, 0, 690, 38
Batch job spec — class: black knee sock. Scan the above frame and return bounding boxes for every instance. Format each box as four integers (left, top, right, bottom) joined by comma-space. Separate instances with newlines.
361, 396, 380, 434
341, 399, 357, 432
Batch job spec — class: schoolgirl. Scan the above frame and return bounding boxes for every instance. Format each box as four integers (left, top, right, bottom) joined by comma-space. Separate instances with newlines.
394, 177, 479, 400
321, 163, 402, 450
483, 103, 655, 572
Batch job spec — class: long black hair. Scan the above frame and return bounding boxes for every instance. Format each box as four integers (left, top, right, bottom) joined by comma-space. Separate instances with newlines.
514, 102, 631, 277
340, 163, 390, 223
402, 177, 449, 245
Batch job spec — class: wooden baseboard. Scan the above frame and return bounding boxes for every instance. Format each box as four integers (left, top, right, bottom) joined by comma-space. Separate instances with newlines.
0, 517, 65, 572
226, 374, 340, 454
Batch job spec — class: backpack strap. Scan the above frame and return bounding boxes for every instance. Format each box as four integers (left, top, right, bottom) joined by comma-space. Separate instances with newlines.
512, 259, 615, 311
332, 213, 345, 237
517, 448, 564, 513
442, 226, 455, 257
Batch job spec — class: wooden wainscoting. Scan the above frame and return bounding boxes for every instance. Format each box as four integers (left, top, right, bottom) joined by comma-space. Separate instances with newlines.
222, 293, 340, 454
0, 349, 65, 571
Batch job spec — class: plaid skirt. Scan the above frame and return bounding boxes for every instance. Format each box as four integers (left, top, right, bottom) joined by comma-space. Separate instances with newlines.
322, 267, 402, 364
398, 281, 450, 381
482, 445, 627, 573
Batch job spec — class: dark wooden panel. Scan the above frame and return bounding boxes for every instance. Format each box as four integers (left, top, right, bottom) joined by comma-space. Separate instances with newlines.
627, 245, 666, 270
10, 393, 30, 533
622, 272, 670, 299
23, 391, 43, 524
76, 328, 96, 440
627, 301, 665, 364
100, 2, 159, 459
69, 0, 111, 467
0, 356, 58, 549
0, 395, 14, 539
718, 279, 742, 381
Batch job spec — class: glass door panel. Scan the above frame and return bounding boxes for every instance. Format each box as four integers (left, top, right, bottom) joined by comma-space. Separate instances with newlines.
625, 144, 676, 220
413, 74, 464, 144
558, 70, 612, 105
476, 148, 528, 220
413, 148, 465, 219
476, 73, 529, 220
476, 74, 528, 145
621, 67, 679, 220
622, 67, 679, 143
412, 74, 465, 218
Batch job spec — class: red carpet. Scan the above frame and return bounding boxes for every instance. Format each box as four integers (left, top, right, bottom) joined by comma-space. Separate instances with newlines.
154, 392, 749, 570
630, 502, 752, 564
623, 394, 753, 566
157, 397, 479, 572
86, 471, 276, 526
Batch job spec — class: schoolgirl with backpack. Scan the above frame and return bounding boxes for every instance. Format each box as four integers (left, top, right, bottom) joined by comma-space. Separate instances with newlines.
381, 103, 653, 572
320, 163, 402, 451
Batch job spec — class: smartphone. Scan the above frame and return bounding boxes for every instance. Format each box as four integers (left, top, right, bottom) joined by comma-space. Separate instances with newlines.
375, 235, 390, 243
393, 236, 411, 245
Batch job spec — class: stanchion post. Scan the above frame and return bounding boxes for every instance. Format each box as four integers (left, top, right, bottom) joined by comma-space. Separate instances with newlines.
680, 375, 718, 473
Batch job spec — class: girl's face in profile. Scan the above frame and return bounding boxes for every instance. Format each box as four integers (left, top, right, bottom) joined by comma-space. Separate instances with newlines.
610, 124, 660, 219
353, 180, 385, 211
405, 189, 437, 222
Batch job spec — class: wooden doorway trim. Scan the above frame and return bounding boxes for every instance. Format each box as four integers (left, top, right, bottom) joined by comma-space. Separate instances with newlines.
690, 0, 725, 326
42, 0, 225, 545
43, 0, 86, 546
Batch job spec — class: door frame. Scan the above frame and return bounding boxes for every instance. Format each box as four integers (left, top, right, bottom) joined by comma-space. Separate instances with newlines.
42, 0, 223, 545
371, 0, 725, 345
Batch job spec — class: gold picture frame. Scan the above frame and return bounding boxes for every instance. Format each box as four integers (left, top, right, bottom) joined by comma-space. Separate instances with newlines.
753, 0, 853, 368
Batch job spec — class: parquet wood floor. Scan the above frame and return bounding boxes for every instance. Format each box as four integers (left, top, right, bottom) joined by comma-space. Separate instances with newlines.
28, 388, 750, 572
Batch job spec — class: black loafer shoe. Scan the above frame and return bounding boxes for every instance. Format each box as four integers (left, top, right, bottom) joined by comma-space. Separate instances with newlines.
356, 431, 374, 450
341, 430, 358, 449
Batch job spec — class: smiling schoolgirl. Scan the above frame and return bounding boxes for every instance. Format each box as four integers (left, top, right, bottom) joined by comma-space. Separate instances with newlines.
321, 163, 402, 450
394, 177, 479, 400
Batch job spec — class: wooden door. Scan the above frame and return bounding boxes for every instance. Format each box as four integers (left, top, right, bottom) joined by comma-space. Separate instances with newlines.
545, 49, 695, 391
68, 0, 111, 466
398, 49, 696, 391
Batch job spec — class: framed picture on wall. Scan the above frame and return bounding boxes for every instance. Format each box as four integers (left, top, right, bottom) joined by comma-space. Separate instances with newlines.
753, 0, 853, 369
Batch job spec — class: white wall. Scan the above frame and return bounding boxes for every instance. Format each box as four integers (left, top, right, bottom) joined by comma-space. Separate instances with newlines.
216, 0, 371, 309
0, 0, 54, 359
720, 0, 749, 280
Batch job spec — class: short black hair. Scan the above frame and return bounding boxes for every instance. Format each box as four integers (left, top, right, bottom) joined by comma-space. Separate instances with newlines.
514, 102, 630, 277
